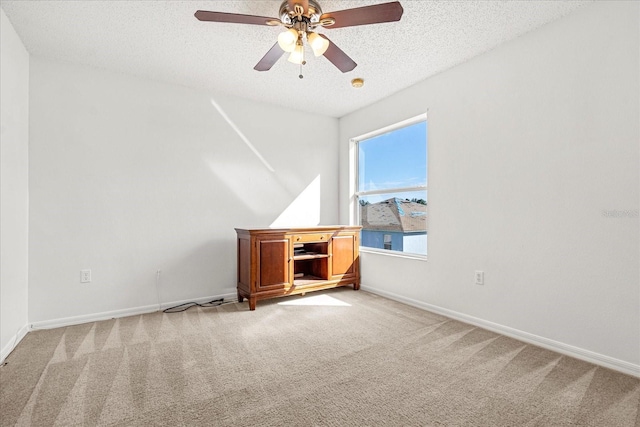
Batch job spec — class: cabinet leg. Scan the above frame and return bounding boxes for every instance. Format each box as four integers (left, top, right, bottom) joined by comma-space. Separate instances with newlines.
249, 297, 257, 311
354, 282, 360, 291
237, 292, 244, 303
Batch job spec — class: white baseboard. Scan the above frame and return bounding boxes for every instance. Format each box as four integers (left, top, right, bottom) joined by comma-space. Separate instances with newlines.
361, 285, 640, 378
1, 323, 30, 363
30, 289, 238, 331
15, 286, 640, 378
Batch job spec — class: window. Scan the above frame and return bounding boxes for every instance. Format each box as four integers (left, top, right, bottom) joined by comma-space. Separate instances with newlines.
352, 114, 427, 256
383, 234, 392, 250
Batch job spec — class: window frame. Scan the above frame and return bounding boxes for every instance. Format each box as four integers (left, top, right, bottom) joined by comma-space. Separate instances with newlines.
349, 113, 428, 259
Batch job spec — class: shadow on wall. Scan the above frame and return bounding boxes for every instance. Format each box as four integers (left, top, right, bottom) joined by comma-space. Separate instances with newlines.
153, 95, 325, 304
145, 168, 322, 307
270, 175, 320, 227
209, 98, 275, 172
205, 160, 321, 227
206, 97, 321, 228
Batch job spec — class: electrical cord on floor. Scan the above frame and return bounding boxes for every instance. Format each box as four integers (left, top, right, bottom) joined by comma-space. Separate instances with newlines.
162, 298, 225, 313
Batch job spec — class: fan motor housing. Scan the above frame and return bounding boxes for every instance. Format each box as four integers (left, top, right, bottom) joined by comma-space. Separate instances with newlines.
279, 0, 323, 25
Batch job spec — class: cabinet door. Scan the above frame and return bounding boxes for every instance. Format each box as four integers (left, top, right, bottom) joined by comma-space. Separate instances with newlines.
257, 236, 292, 291
331, 233, 358, 278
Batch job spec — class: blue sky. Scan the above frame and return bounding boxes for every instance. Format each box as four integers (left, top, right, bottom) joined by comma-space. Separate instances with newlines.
358, 120, 427, 203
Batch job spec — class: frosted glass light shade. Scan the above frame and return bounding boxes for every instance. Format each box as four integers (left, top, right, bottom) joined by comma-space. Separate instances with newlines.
307, 32, 329, 57
278, 28, 298, 52
288, 44, 304, 64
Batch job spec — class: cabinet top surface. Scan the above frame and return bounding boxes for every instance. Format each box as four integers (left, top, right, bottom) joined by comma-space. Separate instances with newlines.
235, 225, 361, 234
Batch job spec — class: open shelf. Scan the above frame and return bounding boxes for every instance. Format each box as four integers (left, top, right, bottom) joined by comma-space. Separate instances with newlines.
293, 253, 330, 260
294, 275, 325, 286
294, 240, 329, 283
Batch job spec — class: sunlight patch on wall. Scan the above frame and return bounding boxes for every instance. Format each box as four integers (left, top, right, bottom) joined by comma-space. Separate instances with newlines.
278, 294, 351, 307
270, 175, 321, 227
210, 98, 275, 172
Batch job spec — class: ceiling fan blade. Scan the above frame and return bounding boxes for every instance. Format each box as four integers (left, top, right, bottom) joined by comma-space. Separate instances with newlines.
195, 10, 276, 26
254, 43, 285, 71
320, 35, 357, 73
320, 1, 404, 29
287, 0, 309, 15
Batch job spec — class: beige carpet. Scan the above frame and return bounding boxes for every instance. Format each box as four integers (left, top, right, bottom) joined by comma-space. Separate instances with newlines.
1, 288, 638, 426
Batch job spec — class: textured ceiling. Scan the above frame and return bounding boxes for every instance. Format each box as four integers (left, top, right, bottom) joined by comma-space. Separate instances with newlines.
1, 0, 591, 117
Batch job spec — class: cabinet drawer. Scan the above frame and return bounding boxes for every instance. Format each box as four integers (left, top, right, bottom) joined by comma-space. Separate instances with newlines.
291, 233, 331, 243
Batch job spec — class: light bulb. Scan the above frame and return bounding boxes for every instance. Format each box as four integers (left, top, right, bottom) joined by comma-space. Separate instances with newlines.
288, 43, 304, 64
307, 32, 329, 57
277, 28, 298, 52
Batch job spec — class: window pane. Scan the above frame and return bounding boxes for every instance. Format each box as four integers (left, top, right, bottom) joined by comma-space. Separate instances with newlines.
359, 191, 427, 256
358, 121, 427, 192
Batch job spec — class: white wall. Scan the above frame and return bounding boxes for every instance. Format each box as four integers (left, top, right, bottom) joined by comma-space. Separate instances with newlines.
29, 57, 339, 323
340, 1, 639, 372
0, 9, 30, 359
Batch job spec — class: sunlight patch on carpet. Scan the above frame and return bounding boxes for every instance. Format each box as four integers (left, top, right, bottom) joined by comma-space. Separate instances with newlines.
278, 294, 351, 307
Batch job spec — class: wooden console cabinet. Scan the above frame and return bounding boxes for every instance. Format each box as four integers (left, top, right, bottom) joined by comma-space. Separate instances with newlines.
235, 226, 361, 310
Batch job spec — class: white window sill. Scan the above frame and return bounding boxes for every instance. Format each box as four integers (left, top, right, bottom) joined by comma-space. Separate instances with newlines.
359, 247, 428, 261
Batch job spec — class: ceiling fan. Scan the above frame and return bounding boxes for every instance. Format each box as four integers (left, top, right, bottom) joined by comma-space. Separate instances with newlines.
195, 0, 404, 74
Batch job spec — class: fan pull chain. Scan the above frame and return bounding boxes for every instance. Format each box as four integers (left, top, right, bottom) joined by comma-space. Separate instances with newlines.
299, 48, 306, 79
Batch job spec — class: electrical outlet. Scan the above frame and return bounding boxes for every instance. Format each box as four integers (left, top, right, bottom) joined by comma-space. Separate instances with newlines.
81, 269, 91, 283
475, 271, 484, 285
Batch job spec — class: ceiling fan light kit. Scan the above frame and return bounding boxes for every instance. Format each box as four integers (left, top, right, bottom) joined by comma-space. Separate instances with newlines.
288, 43, 305, 64
195, 0, 404, 74
307, 32, 329, 57
277, 28, 299, 52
